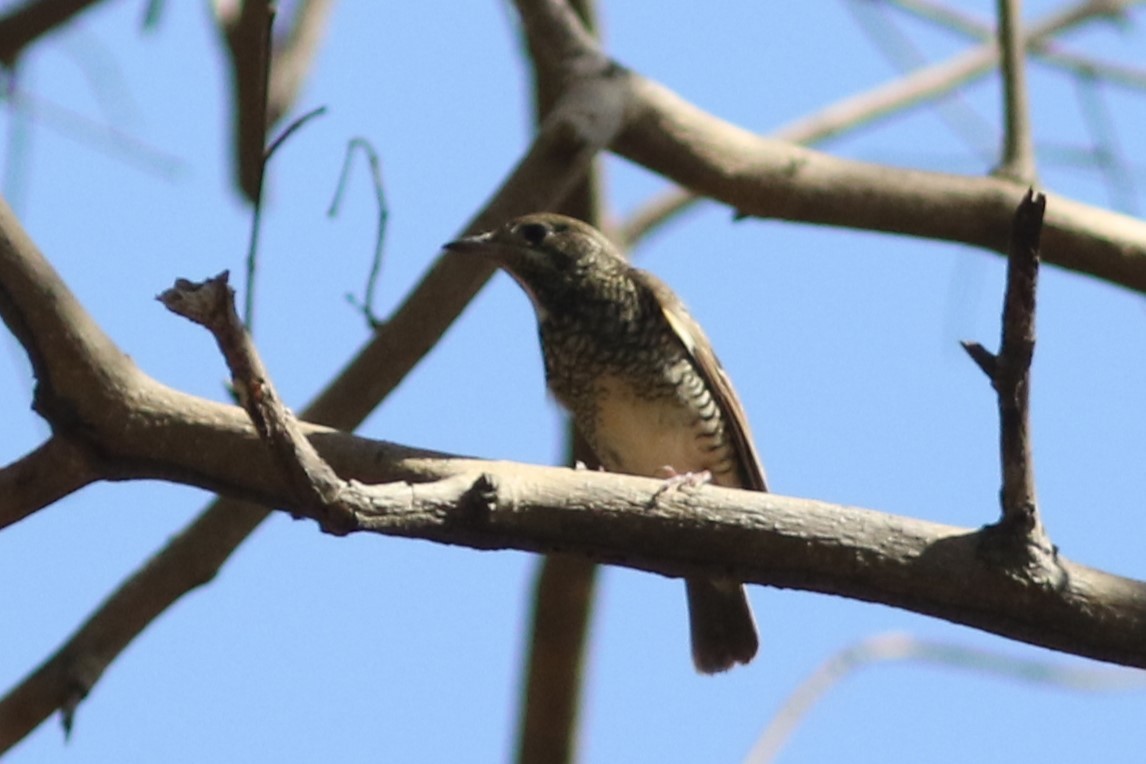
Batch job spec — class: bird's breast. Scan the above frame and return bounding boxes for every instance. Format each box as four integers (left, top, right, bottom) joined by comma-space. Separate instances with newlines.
588, 372, 740, 487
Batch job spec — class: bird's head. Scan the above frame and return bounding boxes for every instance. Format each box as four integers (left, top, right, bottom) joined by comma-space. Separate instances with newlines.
445, 213, 630, 320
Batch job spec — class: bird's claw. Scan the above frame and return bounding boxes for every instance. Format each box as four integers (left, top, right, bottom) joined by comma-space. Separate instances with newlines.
651, 467, 712, 502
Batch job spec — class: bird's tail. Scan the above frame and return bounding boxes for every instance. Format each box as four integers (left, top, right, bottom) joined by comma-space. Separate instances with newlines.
685, 578, 759, 674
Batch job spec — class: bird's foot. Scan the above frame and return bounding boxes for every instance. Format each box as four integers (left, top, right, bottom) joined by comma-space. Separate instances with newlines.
650, 468, 712, 503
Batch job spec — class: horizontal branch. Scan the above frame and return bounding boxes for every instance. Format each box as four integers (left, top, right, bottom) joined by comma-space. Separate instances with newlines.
618, 0, 1142, 248
334, 464, 1146, 669
615, 75, 1146, 293
3, 365, 1146, 674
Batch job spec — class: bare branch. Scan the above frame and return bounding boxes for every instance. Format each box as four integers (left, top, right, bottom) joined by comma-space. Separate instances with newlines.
0, 437, 99, 529
962, 190, 1051, 557
0, 197, 137, 428
515, 3, 605, 760
159, 272, 355, 533
618, 0, 1136, 250
612, 51, 1146, 292
256, 467, 1146, 671
960, 340, 998, 378
0, 74, 629, 748
0, 494, 272, 751
996, 191, 1045, 527
0, 0, 108, 66
265, 0, 335, 126
216, 0, 334, 202
3, 439, 1142, 678
515, 554, 598, 764
994, 0, 1037, 182
218, 0, 274, 203
889, 0, 1146, 90
245, 105, 328, 328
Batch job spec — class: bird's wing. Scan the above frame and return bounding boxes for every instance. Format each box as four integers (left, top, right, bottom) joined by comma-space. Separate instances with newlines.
635, 269, 769, 492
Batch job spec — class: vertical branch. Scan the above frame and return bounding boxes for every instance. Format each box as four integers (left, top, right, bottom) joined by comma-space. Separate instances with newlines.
218, 0, 334, 202
995, 189, 1043, 533
515, 553, 598, 764
994, 0, 1037, 182
219, 0, 274, 203
961, 189, 1050, 556
515, 2, 603, 764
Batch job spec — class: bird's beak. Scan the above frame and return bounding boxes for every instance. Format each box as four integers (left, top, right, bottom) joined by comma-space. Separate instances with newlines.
443, 231, 495, 254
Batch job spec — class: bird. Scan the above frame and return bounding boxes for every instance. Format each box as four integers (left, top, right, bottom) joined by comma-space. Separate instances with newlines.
445, 213, 764, 674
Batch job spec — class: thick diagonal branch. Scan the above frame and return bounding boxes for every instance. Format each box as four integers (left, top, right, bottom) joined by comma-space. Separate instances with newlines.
0, 0, 107, 66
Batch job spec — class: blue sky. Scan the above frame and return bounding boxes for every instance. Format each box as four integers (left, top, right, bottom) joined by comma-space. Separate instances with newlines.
2, 2, 1145, 762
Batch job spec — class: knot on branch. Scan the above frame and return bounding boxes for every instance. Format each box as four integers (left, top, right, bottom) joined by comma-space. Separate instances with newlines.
977, 516, 1063, 589
462, 472, 501, 521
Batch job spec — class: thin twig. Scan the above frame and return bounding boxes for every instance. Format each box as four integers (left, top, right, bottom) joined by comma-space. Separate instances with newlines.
995, 189, 1044, 531
743, 632, 1146, 764
328, 137, 390, 328
961, 189, 1049, 549
887, 0, 1146, 90
159, 273, 353, 534
243, 105, 327, 329
845, 0, 996, 162
217, 0, 334, 200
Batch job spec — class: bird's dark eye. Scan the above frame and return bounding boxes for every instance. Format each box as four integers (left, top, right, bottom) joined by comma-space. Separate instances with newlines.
518, 222, 549, 246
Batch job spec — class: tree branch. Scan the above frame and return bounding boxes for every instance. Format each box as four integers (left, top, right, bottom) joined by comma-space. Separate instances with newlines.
4, 229, 1146, 748
619, 72, 1146, 292
215, 0, 336, 201
6, 439, 1144, 680
511, 0, 1146, 292
515, 0, 604, 760
615, 0, 1139, 257
265, 0, 335, 127
158, 273, 355, 533
217, 0, 274, 203
0, 0, 108, 66
962, 189, 1051, 559
0, 436, 99, 530
888, 0, 1146, 90
0, 73, 628, 748
994, 0, 1038, 182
